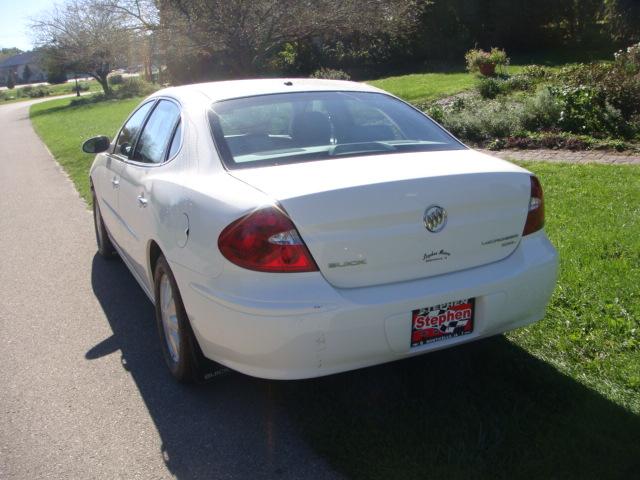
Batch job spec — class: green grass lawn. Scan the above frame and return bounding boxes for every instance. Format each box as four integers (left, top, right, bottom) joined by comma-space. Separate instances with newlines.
31, 96, 639, 478
30, 96, 143, 202
367, 65, 563, 104
368, 72, 478, 104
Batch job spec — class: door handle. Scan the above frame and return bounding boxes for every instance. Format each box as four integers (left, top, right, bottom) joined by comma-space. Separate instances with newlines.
137, 194, 148, 207
111, 177, 120, 189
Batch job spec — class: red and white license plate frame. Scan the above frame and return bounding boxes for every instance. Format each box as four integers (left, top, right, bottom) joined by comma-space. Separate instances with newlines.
410, 298, 475, 348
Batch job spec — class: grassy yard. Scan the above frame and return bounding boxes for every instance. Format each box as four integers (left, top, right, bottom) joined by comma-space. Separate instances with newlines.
30, 96, 143, 202
367, 65, 562, 104
30, 96, 639, 478
368, 72, 478, 104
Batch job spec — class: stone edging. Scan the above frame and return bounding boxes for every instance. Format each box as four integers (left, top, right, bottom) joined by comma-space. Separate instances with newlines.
480, 148, 640, 165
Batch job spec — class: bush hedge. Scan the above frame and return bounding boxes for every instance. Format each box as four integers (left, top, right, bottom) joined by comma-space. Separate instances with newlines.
430, 43, 640, 149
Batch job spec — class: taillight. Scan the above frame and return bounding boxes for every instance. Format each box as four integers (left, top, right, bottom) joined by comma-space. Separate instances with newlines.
218, 206, 319, 273
523, 175, 545, 235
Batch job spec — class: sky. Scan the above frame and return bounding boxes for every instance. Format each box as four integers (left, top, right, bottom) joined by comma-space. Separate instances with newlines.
0, 0, 56, 51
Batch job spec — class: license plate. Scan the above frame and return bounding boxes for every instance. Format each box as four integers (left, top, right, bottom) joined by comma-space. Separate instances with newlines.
410, 298, 475, 348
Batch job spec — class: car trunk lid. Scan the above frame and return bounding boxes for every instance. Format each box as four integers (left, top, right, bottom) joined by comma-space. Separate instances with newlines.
229, 150, 532, 288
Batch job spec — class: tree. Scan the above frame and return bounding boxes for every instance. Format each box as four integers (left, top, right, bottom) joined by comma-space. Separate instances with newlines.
0, 48, 23, 63
605, 0, 640, 44
22, 64, 32, 83
6, 71, 15, 89
105, 0, 422, 81
31, 0, 132, 95
101, 1, 161, 81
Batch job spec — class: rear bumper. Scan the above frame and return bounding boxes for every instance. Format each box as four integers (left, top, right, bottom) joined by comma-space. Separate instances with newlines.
175, 230, 558, 380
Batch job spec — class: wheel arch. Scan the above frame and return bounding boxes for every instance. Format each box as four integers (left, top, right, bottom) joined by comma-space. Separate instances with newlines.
148, 240, 163, 284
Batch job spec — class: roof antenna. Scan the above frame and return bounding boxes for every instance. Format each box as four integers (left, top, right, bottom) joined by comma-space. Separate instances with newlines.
284, 81, 293, 86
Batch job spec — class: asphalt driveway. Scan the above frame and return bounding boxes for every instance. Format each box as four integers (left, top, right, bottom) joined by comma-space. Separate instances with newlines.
0, 98, 342, 480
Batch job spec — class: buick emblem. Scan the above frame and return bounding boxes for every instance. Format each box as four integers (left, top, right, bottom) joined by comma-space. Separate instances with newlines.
424, 205, 447, 233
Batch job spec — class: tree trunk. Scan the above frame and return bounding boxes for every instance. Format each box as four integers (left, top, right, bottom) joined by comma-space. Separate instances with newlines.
94, 74, 111, 96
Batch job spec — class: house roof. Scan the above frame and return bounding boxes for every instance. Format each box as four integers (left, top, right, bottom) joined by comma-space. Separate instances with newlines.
0, 51, 41, 69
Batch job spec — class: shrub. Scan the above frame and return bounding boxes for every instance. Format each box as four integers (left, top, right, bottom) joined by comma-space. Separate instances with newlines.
556, 56, 640, 121
113, 78, 158, 98
477, 75, 534, 99
550, 86, 629, 138
477, 75, 532, 99
503, 75, 533, 92
440, 98, 523, 143
18, 85, 50, 98
70, 82, 90, 93
557, 63, 612, 88
520, 88, 562, 131
465, 48, 509, 76
27, 86, 50, 98
520, 65, 552, 80
600, 67, 640, 120
614, 42, 640, 75
309, 68, 351, 81
477, 77, 501, 99
425, 104, 445, 123
68, 79, 158, 106
109, 74, 124, 85
46, 68, 68, 84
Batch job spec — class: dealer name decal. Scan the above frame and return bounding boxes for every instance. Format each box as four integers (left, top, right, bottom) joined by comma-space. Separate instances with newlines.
423, 249, 451, 263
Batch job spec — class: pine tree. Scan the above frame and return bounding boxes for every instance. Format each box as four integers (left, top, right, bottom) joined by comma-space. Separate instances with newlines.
7, 70, 15, 89
22, 64, 32, 83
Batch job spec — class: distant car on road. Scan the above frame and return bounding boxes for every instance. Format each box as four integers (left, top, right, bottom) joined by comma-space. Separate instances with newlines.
83, 79, 558, 383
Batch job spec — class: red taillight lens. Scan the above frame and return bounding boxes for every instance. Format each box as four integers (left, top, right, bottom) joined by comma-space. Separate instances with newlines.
523, 175, 545, 236
218, 207, 319, 273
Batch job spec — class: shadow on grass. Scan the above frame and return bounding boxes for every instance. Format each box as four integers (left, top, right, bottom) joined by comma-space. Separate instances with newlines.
29, 95, 117, 119
29, 102, 83, 118
282, 340, 640, 480
88, 254, 640, 480
510, 47, 616, 67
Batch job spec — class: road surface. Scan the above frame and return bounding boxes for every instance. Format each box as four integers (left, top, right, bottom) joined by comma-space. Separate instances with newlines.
0, 98, 342, 479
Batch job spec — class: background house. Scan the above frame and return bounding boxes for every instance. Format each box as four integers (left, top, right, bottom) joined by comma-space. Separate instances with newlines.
0, 51, 47, 85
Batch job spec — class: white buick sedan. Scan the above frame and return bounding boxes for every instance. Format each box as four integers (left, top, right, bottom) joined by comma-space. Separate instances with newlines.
83, 79, 558, 383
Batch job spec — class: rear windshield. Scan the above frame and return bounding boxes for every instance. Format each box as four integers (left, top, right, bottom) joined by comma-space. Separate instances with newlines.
208, 91, 465, 169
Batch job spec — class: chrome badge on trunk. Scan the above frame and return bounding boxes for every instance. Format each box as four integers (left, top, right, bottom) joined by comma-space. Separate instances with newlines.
424, 205, 447, 233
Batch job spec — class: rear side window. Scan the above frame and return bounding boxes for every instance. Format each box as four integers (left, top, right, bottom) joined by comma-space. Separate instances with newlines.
132, 100, 181, 164
115, 101, 154, 157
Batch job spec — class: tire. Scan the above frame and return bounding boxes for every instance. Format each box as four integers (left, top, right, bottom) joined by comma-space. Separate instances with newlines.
92, 189, 117, 259
153, 254, 205, 383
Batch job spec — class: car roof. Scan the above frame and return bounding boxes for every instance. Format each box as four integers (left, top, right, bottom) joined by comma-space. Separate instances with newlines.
150, 78, 386, 106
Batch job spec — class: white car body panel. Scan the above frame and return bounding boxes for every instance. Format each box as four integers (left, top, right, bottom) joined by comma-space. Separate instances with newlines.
177, 230, 556, 379
230, 150, 532, 288
89, 78, 558, 380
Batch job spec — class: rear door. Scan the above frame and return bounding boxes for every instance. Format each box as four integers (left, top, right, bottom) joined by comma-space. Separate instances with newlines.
101, 100, 155, 247
117, 99, 182, 287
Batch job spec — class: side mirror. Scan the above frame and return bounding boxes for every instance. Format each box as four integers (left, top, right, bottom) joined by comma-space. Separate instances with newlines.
82, 135, 111, 154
